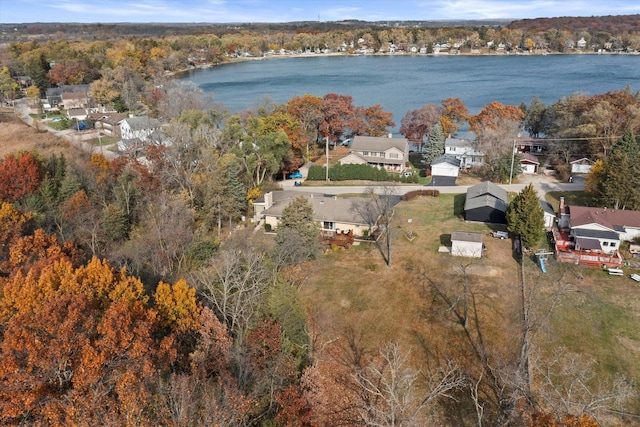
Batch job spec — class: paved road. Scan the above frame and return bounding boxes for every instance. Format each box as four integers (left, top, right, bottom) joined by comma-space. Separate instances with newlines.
283, 172, 585, 198
14, 99, 119, 160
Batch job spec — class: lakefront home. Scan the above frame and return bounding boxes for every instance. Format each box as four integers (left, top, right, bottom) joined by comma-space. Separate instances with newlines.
444, 137, 484, 168
338, 135, 409, 173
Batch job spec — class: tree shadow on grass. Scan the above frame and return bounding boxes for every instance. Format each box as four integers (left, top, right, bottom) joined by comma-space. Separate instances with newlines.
453, 194, 466, 218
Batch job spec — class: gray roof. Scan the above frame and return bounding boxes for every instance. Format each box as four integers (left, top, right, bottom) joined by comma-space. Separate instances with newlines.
464, 195, 508, 212
574, 228, 619, 241
351, 135, 408, 153
451, 231, 483, 243
575, 237, 602, 250
121, 116, 161, 131
540, 200, 556, 216
431, 154, 461, 167
260, 191, 389, 226
444, 137, 472, 148
466, 181, 508, 203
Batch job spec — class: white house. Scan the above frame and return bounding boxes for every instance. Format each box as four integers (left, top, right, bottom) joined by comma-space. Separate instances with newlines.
451, 231, 484, 258
118, 117, 161, 141
430, 155, 461, 177
570, 158, 594, 174
444, 137, 483, 168
339, 135, 409, 173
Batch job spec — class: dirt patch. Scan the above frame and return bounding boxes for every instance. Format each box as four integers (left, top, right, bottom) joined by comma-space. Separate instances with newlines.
0, 113, 68, 157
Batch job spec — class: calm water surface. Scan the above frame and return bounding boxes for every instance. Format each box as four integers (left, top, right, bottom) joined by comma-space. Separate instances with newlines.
183, 54, 640, 133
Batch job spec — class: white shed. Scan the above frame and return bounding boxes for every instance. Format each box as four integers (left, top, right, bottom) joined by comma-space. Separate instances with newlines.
451, 231, 484, 258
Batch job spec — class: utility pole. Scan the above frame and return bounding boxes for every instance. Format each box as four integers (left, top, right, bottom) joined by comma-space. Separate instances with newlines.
509, 138, 516, 185
325, 136, 329, 182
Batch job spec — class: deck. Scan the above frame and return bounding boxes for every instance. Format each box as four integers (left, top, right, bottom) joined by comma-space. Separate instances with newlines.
551, 226, 623, 268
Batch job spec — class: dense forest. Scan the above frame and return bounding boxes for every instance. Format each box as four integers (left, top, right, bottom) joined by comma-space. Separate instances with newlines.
1, 13, 640, 426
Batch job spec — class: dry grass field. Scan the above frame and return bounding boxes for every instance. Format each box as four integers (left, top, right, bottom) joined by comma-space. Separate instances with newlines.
0, 111, 69, 157
302, 193, 640, 420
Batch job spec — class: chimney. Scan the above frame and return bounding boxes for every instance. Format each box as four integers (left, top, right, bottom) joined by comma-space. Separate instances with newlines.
559, 197, 565, 215
264, 192, 273, 210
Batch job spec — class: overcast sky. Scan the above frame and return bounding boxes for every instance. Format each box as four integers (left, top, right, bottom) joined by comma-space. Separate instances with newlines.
1, 0, 637, 24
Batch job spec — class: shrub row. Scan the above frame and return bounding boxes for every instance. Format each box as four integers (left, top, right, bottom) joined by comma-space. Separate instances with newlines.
401, 189, 440, 201
307, 163, 419, 183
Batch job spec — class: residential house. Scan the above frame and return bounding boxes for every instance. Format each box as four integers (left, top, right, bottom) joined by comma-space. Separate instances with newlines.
451, 231, 484, 258
67, 108, 88, 121
552, 197, 640, 267
254, 190, 394, 238
519, 153, 540, 174
45, 84, 90, 108
444, 137, 483, 168
464, 181, 508, 224
540, 200, 557, 230
577, 38, 587, 49
61, 90, 90, 109
118, 116, 161, 141
89, 112, 125, 136
339, 135, 409, 173
430, 155, 460, 186
570, 158, 594, 174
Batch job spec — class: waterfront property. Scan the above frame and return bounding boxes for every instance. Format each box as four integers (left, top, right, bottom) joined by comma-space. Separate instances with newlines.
339, 135, 409, 173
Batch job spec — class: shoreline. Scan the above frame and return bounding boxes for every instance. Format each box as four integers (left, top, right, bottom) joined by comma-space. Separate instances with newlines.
172, 49, 634, 77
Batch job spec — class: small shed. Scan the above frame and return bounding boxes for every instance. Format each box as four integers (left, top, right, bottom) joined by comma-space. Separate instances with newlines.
451, 231, 484, 258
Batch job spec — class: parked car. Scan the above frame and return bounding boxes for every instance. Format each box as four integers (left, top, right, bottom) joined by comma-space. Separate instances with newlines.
289, 171, 303, 179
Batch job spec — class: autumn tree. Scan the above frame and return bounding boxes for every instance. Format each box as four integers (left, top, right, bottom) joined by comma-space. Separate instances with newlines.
469, 101, 524, 136
0, 152, 43, 203
440, 97, 469, 136
287, 94, 324, 156
352, 104, 395, 137
319, 93, 356, 144
0, 66, 19, 102
0, 257, 190, 425
506, 183, 545, 249
400, 103, 442, 151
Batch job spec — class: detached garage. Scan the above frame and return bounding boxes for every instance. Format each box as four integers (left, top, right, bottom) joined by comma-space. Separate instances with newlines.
464, 181, 508, 224
451, 231, 484, 258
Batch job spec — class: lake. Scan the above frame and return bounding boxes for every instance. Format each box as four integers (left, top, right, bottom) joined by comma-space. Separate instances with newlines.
182, 54, 640, 134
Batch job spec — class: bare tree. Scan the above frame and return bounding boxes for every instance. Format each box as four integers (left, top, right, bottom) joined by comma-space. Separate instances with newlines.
192, 245, 270, 344
533, 347, 636, 423
351, 184, 398, 266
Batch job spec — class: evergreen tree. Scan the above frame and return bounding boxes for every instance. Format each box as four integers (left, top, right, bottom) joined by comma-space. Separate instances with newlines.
274, 196, 320, 265
506, 183, 544, 249
597, 131, 640, 210
422, 122, 445, 165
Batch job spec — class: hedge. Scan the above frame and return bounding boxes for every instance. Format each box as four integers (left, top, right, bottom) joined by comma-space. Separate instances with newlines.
401, 189, 440, 201
307, 163, 419, 183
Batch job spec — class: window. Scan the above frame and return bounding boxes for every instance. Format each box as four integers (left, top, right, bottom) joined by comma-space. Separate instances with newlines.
389, 153, 398, 159
362, 151, 369, 156
602, 241, 609, 247
323, 221, 335, 230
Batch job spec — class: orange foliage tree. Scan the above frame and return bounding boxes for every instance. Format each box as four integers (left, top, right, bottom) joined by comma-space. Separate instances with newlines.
469, 101, 525, 135
0, 152, 42, 202
0, 256, 201, 425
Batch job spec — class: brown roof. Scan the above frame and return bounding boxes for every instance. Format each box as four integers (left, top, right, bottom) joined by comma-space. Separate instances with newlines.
569, 205, 640, 230
519, 153, 540, 164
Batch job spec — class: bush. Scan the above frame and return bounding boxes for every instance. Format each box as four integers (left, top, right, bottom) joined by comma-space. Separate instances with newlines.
264, 223, 272, 232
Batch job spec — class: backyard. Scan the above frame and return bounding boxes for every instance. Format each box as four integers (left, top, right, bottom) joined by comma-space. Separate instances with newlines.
302, 192, 640, 421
